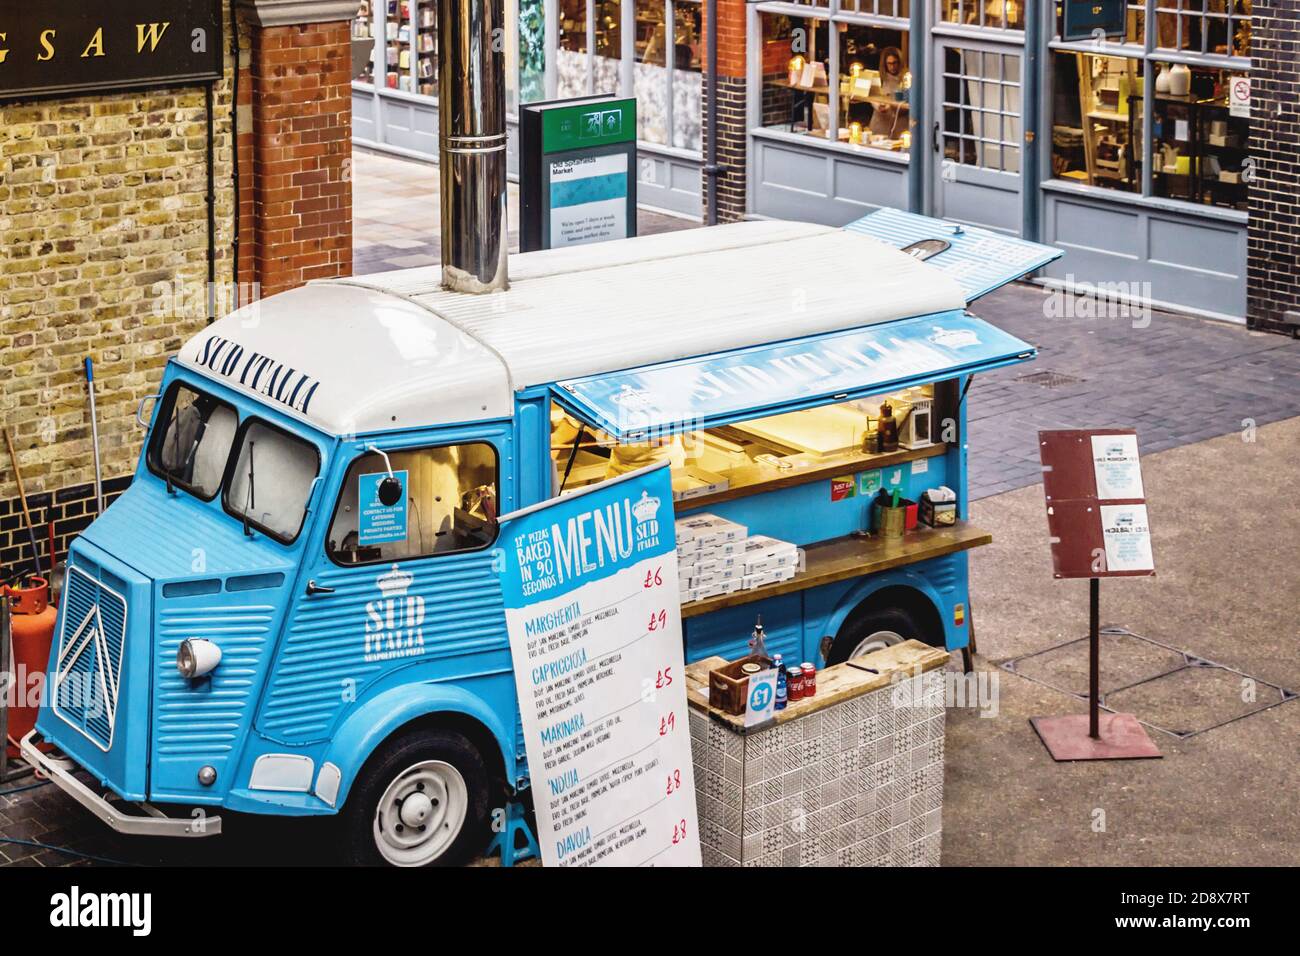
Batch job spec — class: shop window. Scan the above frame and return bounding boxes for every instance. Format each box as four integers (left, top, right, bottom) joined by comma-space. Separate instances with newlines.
1053, 2, 1146, 45
148, 383, 239, 501
843, 0, 910, 16
327, 444, 499, 565
224, 421, 320, 545
1148, 61, 1248, 208
759, 14, 832, 141
1049, 9, 1248, 212
558, 0, 623, 98
759, 12, 911, 156
839, 24, 912, 151
939, 0, 1024, 30
353, 1, 376, 85
1155, 0, 1251, 57
941, 47, 1021, 173
672, 1, 703, 150
1051, 53, 1142, 192
634, 0, 702, 150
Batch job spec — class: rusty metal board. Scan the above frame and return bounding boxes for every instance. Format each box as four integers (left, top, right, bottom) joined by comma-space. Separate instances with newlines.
1039, 428, 1154, 579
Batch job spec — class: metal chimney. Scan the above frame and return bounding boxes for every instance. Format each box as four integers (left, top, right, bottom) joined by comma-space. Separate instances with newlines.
439, 0, 509, 294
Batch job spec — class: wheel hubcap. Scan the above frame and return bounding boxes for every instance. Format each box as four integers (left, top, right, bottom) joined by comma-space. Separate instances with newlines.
850, 629, 906, 658
373, 760, 467, 866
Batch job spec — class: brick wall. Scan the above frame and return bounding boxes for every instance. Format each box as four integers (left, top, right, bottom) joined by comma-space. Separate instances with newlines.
247, 20, 354, 297
0, 2, 357, 577
0, 1, 241, 574
701, 0, 749, 223
1247, 0, 1300, 334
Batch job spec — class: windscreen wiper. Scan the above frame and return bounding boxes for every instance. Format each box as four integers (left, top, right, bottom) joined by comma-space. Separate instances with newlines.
242, 440, 255, 538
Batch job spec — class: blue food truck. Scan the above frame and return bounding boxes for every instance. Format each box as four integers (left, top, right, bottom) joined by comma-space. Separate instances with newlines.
23, 210, 1058, 865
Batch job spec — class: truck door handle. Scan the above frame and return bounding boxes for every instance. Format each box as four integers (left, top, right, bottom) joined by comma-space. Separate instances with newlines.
305, 580, 335, 596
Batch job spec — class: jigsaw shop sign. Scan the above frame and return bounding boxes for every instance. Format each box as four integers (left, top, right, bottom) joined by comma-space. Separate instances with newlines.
0, 1, 223, 104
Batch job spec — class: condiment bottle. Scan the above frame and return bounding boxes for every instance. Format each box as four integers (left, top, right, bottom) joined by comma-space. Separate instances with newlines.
877, 400, 899, 452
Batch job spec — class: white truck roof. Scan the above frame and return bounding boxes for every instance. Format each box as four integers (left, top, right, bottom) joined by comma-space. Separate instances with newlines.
175, 220, 966, 436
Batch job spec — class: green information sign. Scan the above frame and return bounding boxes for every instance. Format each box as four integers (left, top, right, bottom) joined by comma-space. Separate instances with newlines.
521, 95, 638, 253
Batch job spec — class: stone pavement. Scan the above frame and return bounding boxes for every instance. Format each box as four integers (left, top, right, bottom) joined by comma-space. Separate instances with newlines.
352, 148, 696, 276
4, 147, 1299, 866
965, 282, 1300, 500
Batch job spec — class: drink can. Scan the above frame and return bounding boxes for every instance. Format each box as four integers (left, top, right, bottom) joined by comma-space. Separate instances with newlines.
800, 662, 816, 697
786, 665, 803, 701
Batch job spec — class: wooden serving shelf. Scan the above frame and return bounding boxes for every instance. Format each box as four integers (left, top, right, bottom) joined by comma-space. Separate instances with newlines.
672, 442, 947, 512
680, 520, 992, 619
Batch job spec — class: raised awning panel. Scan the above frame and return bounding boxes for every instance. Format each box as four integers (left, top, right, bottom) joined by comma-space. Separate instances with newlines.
553, 311, 1036, 442
844, 208, 1063, 303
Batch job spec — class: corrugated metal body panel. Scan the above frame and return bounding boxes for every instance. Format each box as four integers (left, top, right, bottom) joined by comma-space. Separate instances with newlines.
82, 482, 298, 580
257, 550, 510, 744
151, 598, 280, 798
845, 208, 1063, 301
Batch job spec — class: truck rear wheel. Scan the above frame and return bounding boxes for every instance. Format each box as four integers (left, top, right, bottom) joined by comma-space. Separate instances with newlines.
342, 728, 490, 867
827, 605, 939, 665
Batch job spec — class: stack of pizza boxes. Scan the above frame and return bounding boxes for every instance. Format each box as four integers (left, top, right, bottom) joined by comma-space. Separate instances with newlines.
676, 514, 804, 604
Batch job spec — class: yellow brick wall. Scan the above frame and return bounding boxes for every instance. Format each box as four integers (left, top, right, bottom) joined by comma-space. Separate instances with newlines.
0, 0, 239, 503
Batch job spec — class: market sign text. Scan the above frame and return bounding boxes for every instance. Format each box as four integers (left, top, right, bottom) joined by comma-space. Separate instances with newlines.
0, 1, 223, 104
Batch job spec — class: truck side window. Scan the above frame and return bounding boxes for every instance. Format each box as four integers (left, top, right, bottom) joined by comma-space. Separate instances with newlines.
148, 382, 239, 500
224, 420, 321, 544
326, 442, 499, 565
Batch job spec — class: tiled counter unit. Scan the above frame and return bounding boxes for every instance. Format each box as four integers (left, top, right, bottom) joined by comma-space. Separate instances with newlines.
685, 641, 949, 867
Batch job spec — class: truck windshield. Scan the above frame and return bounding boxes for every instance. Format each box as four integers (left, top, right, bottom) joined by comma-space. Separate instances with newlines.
149, 382, 239, 499
224, 419, 320, 544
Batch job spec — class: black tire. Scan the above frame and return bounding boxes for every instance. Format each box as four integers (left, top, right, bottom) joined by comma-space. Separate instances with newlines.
826, 604, 940, 665
341, 728, 490, 867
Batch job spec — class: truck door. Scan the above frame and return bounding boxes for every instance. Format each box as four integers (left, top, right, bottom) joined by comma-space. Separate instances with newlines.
253, 425, 518, 755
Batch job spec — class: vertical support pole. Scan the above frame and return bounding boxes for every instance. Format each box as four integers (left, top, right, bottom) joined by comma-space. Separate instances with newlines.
1089, 576, 1100, 739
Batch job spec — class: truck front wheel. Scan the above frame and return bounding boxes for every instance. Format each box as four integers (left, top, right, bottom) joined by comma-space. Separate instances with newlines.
826, 605, 940, 665
342, 728, 490, 867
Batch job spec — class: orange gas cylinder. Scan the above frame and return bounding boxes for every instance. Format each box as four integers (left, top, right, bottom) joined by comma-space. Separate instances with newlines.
4, 577, 58, 758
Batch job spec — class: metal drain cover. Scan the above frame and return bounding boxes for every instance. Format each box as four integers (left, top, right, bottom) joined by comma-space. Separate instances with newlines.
1000, 627, 1297, 739
1016, 370, 1084, 389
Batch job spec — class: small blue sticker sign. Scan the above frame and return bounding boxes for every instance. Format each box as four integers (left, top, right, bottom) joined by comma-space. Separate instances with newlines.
358, 470, 409, 544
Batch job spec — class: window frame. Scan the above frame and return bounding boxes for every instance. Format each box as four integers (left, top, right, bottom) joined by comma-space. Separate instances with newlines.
323, 439, 502, 569
220, 416, 323, 547
1047, 0, 1250, 209
754, 3, 914, 159
146, 380, 240, 503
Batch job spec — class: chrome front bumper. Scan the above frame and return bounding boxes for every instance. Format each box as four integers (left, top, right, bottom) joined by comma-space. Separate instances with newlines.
20, 731, 222, 838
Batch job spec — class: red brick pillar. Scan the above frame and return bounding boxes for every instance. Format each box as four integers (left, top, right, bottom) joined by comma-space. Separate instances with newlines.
238, 1, 359, 297
702, 0, 749, 223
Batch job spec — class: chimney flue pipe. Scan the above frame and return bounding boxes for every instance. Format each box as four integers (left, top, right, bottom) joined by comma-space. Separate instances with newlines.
439, 0, 509, 294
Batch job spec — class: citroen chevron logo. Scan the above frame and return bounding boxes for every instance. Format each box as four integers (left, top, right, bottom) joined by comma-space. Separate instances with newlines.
52, 566, 128, 753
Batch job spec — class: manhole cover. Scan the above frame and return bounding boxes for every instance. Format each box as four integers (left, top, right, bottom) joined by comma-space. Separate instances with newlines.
1000, 627, 1297, 739
1016, 370, 1084, 389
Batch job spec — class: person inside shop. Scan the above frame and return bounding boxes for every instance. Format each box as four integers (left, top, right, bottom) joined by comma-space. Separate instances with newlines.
868, 46, 909, 140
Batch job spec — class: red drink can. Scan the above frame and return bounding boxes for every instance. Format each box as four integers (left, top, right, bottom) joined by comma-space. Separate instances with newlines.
787, 665, 804, 701
800, 662, 816, 697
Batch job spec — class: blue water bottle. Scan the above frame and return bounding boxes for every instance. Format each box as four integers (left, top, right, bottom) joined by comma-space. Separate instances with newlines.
774, 654, 788, 710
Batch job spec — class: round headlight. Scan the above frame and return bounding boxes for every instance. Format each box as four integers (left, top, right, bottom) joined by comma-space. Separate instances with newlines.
177, 639, 221, 679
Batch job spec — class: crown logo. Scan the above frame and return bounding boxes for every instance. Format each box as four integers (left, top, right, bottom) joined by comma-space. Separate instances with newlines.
376, 564, 414, 598
928, 325, 980, 349
632, 490, 660, 524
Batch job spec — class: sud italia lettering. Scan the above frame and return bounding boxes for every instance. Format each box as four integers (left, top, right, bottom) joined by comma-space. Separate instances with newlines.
195, 336, 322, 416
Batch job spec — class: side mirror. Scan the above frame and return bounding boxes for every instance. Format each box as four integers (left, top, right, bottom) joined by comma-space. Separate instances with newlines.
378, 474, 404, 507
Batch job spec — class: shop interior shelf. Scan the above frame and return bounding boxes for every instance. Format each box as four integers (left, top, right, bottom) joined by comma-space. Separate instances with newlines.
673, 442, 947, 512
680, 519, 992, 619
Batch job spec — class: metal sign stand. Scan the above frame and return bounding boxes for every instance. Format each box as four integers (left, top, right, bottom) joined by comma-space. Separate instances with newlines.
1030, 429, 1161, 762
